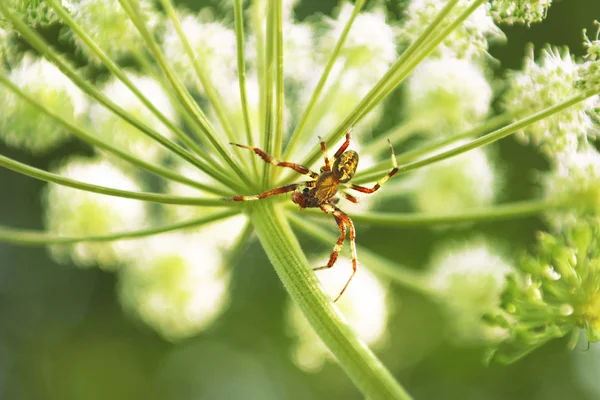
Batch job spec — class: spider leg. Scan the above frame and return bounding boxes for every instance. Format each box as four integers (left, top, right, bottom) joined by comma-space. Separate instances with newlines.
315, 203, 358, 302
349, 139, 398, 194
339, 191, 359, 204
333, 128, 352, 159
224, 181, 314, 201
230, 142, 319, 179
313, 214, 346, 274
318, 136, 331, 172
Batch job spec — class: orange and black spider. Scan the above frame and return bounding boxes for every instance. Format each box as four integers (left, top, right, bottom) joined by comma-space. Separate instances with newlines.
225, 130, 398, 301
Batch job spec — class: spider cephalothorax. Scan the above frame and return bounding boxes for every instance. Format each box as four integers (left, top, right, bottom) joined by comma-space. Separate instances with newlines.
226, 130, 398, 301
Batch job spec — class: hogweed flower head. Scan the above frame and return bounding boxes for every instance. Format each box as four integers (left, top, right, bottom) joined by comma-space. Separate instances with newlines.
89, 72, 176, 164
0, 54, 88, 154
44, 156, 147, 269
504, 45, 599, 157
68, 0, 159, 63
489, 0, 552, 25
118, 232, 231, 342
404, 56, 493, 134
161, 10, 237, 93
543, 146, 600, 230
411, 142, 498, 216
398, 0, 505, 62
428, 240, 513, 344
485, 221, 600, 364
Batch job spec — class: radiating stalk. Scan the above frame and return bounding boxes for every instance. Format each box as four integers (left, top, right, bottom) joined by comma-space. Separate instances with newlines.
261, 0, 276, 187
233, 0, 260, 179
292, 198, 566, 227
0, 72, 232, 197
0, 155, 236, 207
0, 210, 240, 245
117, 0, 247, 183
281, 0, 366, 163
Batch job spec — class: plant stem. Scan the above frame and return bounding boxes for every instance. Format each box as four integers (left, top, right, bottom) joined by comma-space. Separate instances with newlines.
250, 200, 412, 400
292, 198, 566, 227
0, 210, 240, 245
0, 155, 236, 207
0, 71, 232, 197
233, 0, 260, 179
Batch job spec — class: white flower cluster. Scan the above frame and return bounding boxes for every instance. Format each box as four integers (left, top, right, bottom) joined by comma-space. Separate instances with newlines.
118, 232, 231, 342
543, 146, 600, 229
68, 0, 159, 63
44, 157, 147, 269
0, 0, 69, 27
88, 73, 176, 164
161, 11, 237, 92
504, 46, 599, 157
404, 57, 493, 134
398, 0, 505, 62
489, 0, 552, 25
428, 241, 513, 344
286, 257, 390, 371
411, 142, 498, 216
0, 55, 88, 154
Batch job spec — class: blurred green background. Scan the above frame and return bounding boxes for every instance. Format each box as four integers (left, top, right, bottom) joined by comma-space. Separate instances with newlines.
1, 1, 600, 399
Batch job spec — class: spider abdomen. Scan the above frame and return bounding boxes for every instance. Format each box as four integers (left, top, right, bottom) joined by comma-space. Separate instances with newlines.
333, 150, 359, 183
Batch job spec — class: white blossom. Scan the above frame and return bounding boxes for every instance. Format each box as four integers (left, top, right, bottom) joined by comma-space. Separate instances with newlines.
118, 232, 231, 341
44, 157, 147, 269
428, 240, 513, 344
0, 55, 88, 153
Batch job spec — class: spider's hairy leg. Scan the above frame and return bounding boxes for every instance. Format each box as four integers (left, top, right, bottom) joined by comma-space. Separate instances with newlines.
318, 136, 331, 172
349, 139, 398, 194
315, 203, 358, 302
333, 128, 352, 159
223, 182, 313, 201
313, 214, 346, 274
230, 143, 319, 179
340, 191, 359, 203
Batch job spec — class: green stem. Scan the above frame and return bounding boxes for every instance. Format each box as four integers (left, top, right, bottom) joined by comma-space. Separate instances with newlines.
0, 210, 239, 245
0, 155, 236, 207
261, 0, 275, 187
118, 0, 247, 183
250, 201, 411, 400
273, 0, 284, 160
0, 71, 232, 197
395, 91, 597, 175
158, 0, 251, 173
233, 0, 259, 179
361, 118, 427, 156
287, 213, 431, 295
280, 0, 366, 163
352, 113, 514, 184
291, 198, 566, 227
0, 4, 224, 186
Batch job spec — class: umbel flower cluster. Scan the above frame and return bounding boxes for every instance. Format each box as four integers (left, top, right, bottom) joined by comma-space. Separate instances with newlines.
484, 221, 600, 364
0, 0, 600, 398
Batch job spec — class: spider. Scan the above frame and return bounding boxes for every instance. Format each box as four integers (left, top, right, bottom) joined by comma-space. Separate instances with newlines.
225, 130, 398, 302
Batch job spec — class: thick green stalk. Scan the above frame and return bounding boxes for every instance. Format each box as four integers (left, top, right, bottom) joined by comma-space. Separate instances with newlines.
0, 155, 234, 207
250, 201, 411, 400
0, 210, 239, 245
